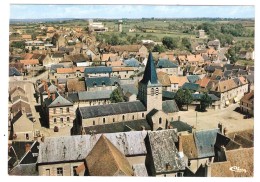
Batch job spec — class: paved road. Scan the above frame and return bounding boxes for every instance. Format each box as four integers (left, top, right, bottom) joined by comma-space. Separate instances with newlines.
177, 103, 254, 133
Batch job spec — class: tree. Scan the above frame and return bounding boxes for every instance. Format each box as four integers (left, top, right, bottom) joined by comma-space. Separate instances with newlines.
199, 93, 212, 112
162, 36, 178, 50
174, 88, 193, 110
181, 37, 192, 52
110, 88, 124, 103
153, 44, 165, 53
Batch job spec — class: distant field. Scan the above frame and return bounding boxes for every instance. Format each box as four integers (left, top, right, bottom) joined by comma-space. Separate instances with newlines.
236, 60, 254, 66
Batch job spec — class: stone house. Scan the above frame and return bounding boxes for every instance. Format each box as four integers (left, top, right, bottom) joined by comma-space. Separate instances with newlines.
84, 66, 112, 78
157, 71, 171, 91
169, 76, 189, 91
240, 91, 254, 116
207, 39, 221, 50
177, 54, 204, 67
85, 76, 120, 91
43, 92, 75, 130
156, 59, 178, 76
111, 67, 135, 79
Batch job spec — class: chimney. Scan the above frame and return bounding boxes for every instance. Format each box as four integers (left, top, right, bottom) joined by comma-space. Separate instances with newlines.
178, 116, 180, 121
218, 122, 223, 134
178, 135, 183, 152
47, 91, 50, 99
52, 93, 56, 101
223, 127, 227, 136
41, 136, 45, 142
25, 143, 31, 153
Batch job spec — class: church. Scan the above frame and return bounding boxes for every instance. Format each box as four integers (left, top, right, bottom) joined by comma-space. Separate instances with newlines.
74, 52, 179, 133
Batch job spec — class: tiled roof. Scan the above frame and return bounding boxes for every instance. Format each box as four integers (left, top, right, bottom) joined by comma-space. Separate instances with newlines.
211, 79, 237, 93
106, 60, 123, 67
9, 164, 38, 176
240, 91, 254, 104
157, 71, 171, 86
157, 59, 178, 68
162, 100, 179, 113
194, 129, 218, 158
132, 164, 148, 176
227, 129, 254, 143
169, 76, 188, 86
11, 100, 31, 114
67, 79, 86, 92
85, 77, 120, 87
86, 135, 134, 176
211, 161, 234, 177
112, 67, 135, 72
45, 92, 73, 107
215, 133, 241, 151
20, 59, 39, 65
101, 53, 118, 62
123, 58, 142, 67
196, 77, 210, 88
78, 90, 112, 101
120, 84, 138, 95
179, 134, 198, 159
140, 52, 159, 85
233, 135, 254, 148
169, 120, 193, 133
38, 131, 147, 163
56, 67, 74, 74
146, 129, 185, 174
84, 119, 151, 134
162, 91, 176, 99
225, 148, 254, 177
79, 101, 146, 119
50, 64, 64, 72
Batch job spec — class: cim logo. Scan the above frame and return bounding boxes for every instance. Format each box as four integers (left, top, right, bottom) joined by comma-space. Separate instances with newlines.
229, 166, 247, 173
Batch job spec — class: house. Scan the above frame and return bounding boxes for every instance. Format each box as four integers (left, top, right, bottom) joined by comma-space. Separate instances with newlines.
9, 87, 26, 102
239, 48, 254, 60
85, 77, 120, 91
109, 44, 148, 59
10, 111, 34, 141
37, 131, 147, 176
10, 100, 32, 116
240, 91, 254, 116
43, 91, 75, 131
77, 90, 112, 107
53, 67, 85, 79
123, 58, 142, 67
20, 59, 39, 69
106, 60, 124, 67
207, 39, 220, 50
157, 71, 171, 91
181, 82, 201, 93
84, 66, 112, 78
158, 52, 175, 61
85, 135, 134, 176
196, 77, 211, 91
25, 41, 45, 50
145, 129, 186, 176
9, 67, 23, 81
111, 67, 135, 79
191, 93, 220, 110
66, 79, 86, 92
177, 54, 204, 67
187, 75, 201, 83
179, 129, 219, 173
169, 76, 189, 91
156, 59, 178, 76
101, 53, 118, 63
210, 78, 249, 108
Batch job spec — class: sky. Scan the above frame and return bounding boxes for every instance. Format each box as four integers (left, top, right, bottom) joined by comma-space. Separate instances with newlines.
10, 5, 255, 19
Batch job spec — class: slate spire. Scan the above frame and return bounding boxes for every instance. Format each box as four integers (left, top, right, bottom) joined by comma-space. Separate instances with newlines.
140, 52, 158, 84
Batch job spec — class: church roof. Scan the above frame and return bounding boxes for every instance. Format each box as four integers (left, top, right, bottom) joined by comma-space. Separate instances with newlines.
140, 52, 159, 85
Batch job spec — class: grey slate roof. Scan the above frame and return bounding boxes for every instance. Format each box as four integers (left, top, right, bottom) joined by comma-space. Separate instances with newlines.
182, 82, 200, 92
245, 75, 254, 83
120, 84, 138, 95
85, 77, 120, 87
84, 66, 112, 76
84, 119, 151, 134
123, 58, 142, 67
157, 59, 178, 68
78, 90, 112, 101
66, 92, 79, 103
79, 101, 146, 119
187, 75, 201, 83
37, 131, 148, 163
140, 52, 160, 85
50, 64, 64, 73
9, 164, 38, 176
132, 164, 148, 176
192, 93, 219, 101
146, 129, 185, 174
162, 100, 179, 113
170, 120, 193, 133
194, 129, 219, 158
9, 67, 22, 76
162, 91, 176, 100
44, 92, 73, 107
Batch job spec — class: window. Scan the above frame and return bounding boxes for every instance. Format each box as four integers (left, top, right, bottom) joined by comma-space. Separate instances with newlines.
142, 113, 145, 118
159, 118, 162, 124
103, 118, 106, 124
151, 88, 154, 96
54, 118, 57, 123
45, 169, 50, 176
113, 118, 115, 122
60, 108, 63, 113
155, 87, 159, 95
67, 117, 70, 122
60, 118, 63, 123
132, 115, 134, 120
66, 107, 69, 113
53, 108, 56, 114
73, 166, 78, 176
57, 167, 63, 176
177, 172, 183, 177
25, 133, 29, 140
93, 121, 95, 125
122, 115, 125, 121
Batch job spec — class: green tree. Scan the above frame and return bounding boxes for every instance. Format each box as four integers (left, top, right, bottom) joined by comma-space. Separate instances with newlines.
181, 37, 192, 52
110, 88, 124, 103
199, 93, 212, 112
109, 34, 120, 45
162, 36, 178, 50
153, 44, 165, 53
174, 88, 193, 110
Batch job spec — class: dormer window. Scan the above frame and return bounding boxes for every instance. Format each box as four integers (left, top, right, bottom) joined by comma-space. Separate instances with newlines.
151, 88, 154, 96
93, 82, 97, 87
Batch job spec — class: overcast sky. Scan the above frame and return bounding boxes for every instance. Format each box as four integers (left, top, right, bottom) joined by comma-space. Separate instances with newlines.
10, 5, 255, 19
